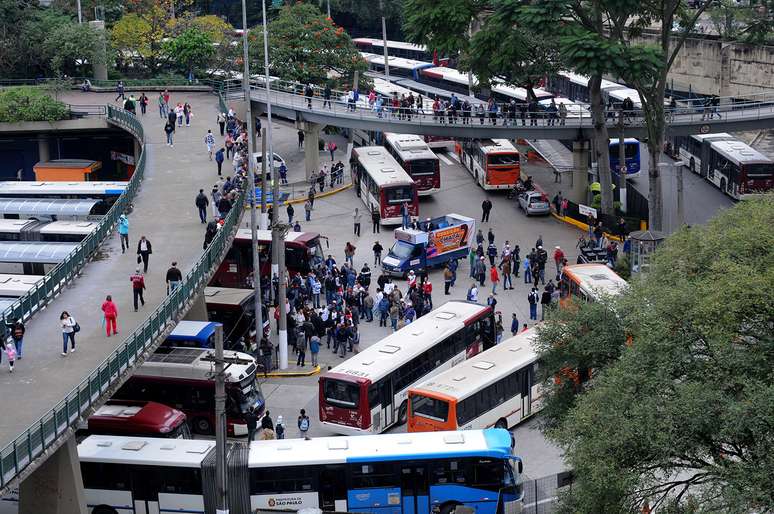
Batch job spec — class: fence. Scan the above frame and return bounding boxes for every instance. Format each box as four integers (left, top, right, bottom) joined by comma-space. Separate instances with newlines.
0, 96, 246, 491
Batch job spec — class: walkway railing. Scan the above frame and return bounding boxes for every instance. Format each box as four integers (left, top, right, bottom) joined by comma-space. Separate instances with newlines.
236, 77, 774, 128
0, 97, 246, 491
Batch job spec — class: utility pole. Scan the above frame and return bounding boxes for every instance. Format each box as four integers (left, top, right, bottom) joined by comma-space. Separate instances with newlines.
260, 128, 268, 230
618, 110, 627, 214
674, 161, 685, 228
76, 0, 82, 22
379, 0, 390, 79
241, 0, 264, 368
261, 0, 276, 217
327, 0, 331, 18
273, 220, 290, 369
201, 326, 253, 514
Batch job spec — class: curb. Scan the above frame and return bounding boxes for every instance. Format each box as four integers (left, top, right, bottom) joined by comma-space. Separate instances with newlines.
550, 212, 624, 243
243, 184, 352, 209
263, 365, 321, 378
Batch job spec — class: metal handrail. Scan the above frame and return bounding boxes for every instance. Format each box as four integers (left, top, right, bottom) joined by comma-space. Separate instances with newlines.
0, 96, 246, 492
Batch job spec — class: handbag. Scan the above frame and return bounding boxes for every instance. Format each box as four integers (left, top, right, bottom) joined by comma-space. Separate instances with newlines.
73, 321, 81, 333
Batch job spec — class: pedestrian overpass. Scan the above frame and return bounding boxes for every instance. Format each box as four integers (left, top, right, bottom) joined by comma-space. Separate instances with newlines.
0, 93, 245, 510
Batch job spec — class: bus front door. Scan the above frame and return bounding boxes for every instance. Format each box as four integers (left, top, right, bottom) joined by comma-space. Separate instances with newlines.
378, 380, 394, 430
130, 468, 160, 514
400, 465, 429, 514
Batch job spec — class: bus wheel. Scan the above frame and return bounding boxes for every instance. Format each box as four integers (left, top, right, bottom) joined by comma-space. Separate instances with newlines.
495, 418, 508, 429
92, 506, 118, 514
194, 417, 213, 435
398, 401, 409, 425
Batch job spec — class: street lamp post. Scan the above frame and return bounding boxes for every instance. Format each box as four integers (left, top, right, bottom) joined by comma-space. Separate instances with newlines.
262, 0, 276, 232
379, 0, 390, 79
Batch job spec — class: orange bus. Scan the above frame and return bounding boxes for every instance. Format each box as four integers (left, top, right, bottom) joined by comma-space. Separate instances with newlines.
408, 327, 540, 432
559, 263, 627, 307
457, 139, 520, 190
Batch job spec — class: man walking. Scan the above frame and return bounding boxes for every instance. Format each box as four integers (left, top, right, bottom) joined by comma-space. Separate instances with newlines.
371, 207, 381, 233
286, 202, 295, 224
136, 236, 152, 273
130, 268, 146, 312
195, 189, 209, 224
372, 241, 383, 265
214, 147, 225, 176
114, 80, 125, 102
297, 129, 305, 150
481, 199, 493, 222
118, 214, 129, 254
304, 199, 312, 221
528, 287, 539, 321
166, 262, 183, 294
204, 130, 216, 160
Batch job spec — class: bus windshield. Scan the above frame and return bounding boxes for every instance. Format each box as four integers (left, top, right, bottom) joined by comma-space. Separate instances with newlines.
308, 239, 324, 267
385, 186, 414, 204
488, 154, 519, 166
410, 159, 438, 176
229, 374, 262, 416
744, 163, 774, 179
610, 142, 639, 158
411, 395, 449, 422
324, 378, 360, 408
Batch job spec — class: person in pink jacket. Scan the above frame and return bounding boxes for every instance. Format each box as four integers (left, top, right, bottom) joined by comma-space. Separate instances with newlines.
101, 295, 119, 337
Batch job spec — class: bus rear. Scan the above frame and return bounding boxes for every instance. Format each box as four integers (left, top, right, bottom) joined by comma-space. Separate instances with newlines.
379, 182, 419, 225
739, 162, 774, 197
485, 149, 521, 189
408, 390, 457, 432
318, 373, 373, 434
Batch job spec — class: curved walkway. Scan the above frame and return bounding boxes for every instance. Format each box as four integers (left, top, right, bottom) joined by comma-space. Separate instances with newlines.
0, 92, 227, 488
248, 83, 774, 138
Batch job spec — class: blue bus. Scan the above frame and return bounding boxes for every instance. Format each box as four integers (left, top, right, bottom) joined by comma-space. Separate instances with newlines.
162, 320, 221, 349
609, 138, 641, 176
76, 429, 523, 514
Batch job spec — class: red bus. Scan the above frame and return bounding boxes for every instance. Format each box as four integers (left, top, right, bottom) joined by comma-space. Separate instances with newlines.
116, 347, 265, 436
351, 146, 419, 225
383, 132, 441, 195
83, 400, 191, 439
210, 229, 325, 288
319, 301, 495, 435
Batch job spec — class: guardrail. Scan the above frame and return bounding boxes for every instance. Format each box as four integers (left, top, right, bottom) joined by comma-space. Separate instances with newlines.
0, 96, 246, 491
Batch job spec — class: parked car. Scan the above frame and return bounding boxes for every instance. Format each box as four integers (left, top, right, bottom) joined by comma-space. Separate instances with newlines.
518, 191, 550, 216
252, 152, 286, 174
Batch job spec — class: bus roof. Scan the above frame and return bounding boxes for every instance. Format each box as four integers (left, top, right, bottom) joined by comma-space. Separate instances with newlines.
204, 287, 254, 308
421, 66, 473, 87
491, 82, 552, 102
38, 220, 99, 235
352, 146, 414, 188
410, 329, 539, 401
79, 435, 214, 468
364, 54, 433, 71
689, 133, 734, 142
137, 347, 256, 384
0, 219, 36, 232
393, 78, 479, 105
166, 320, 220, 343
0, 242, 78, 263
370, 78, 436, 111
0, 198, 101, 217
325, 301, 490, 382
478, 139, 518, 154
0, 273, 44, 297
0, 181, 127, 196
353, 37, 428, 53
557, 71, 624, 92
384, 133, 438, 160
709, 139, 773, 166
234, 229, 319, 244
608, 138, 640, 145
539, 97, 589, 117
248, 428, 511, 467
562, 264, 627, 299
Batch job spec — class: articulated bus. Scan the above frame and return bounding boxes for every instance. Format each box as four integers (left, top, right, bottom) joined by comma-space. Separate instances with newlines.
0, 219, 98, 242
409, 328, 540, 433
559, 263, 627, 306
210, 229, 325, 287
673, 133, 774, 198
457, 139, 521, 190
76, 429, 522, 514
351, 146, 419, 225
116, 346, 265, 436
0, 181, 126, 199
319, 301, 495, 435
383, 132, 441, 195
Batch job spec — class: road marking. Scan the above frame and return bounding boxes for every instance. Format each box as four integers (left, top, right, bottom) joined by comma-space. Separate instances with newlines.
437, 152, 452, 166
449, 151, 460, 162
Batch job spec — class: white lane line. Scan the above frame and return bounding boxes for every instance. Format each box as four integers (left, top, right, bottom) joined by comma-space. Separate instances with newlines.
437, 152, 452, 166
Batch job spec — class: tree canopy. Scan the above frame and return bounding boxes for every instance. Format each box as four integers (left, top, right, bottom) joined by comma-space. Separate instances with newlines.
0, 87, 70, 122
250, 2, 366, 86
535, 194, 774, 512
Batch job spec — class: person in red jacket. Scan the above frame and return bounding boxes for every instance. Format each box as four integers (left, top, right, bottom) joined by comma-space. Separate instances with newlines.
422, 278, 433, 310
130, 268, 146, 312
490, 266, 500, 296
101, 295, 119, 337
553, 246, 565, 275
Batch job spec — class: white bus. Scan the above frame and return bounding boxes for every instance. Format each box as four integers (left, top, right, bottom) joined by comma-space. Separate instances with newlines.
116, 346, 265, 436
383, 132, 441, 195
0, 273, 44, 297
353, 37, 433, 62
457, 138, 521, 190
0, 219, 99, 242
490, 81, 553, 104
559, 263, 628, 306
673, 133, 774, 198
408, 327, 541, 432
319, 301, 495, 435
362, 53, 434, 80
0, 181, 127, 199
75, 429, 523, 514
350, 146, 419, 225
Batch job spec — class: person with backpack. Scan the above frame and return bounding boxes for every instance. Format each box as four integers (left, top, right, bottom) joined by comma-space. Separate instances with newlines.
298, 409, 311, 438
467, 283, 479, 303
8, 319, 24, 359
528, 288, 539, 321
60, 311, 77, 356
275, 415, 286, 439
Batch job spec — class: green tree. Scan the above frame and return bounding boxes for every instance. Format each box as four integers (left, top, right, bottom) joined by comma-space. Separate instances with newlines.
250, 2, 366, 86
707, 0, 752, 40
42, 21, 105, 76
111, 12, 165, 71
537, 195, 774, 512
164, 28, 215, 78
0, 87, 69, 122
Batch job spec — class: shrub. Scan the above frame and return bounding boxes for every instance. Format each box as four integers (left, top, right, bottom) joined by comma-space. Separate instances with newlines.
0, 87, 69, 122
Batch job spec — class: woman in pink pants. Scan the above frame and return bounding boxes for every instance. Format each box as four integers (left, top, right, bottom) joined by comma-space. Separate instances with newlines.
101, 295, 119, 337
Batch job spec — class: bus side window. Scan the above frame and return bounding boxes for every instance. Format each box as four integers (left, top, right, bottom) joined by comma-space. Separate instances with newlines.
432, 459, 467, 485
350, 462, 395, 489
81, 462, 130, 490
